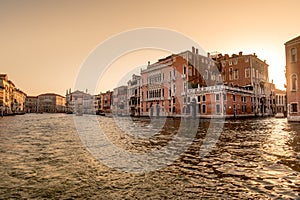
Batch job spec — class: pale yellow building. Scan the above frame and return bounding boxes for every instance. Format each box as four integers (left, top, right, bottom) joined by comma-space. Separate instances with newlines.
0, 74, 26, 114
37, 93, 66, 113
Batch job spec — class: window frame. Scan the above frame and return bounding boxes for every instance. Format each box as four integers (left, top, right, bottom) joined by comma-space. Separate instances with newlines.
291, 102, 298, 113
291, 48, 297, 63
291, 73, 297, 91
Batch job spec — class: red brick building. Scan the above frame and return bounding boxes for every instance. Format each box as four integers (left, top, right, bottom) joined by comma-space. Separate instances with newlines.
139, 48, 277, 118
214, 52, 275, 116
99, 91, 113, 113
285, 35, 300, 121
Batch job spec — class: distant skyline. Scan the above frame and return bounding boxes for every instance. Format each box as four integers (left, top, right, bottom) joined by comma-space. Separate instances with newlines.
1, 0, 299, 96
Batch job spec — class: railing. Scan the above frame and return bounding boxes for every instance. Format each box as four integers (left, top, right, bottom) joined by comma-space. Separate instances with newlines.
187, 85, 254, 94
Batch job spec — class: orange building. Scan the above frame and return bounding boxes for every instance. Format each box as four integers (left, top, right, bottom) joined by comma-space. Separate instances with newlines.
140, 48, 222, 117
285, 35, 300, 122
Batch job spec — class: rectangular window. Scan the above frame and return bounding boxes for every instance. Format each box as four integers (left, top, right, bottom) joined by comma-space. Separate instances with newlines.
216, 93, 220, 101
229, 60, 232, 65
202, 104, 206, 113
197, 96, 200, 102
291, 103, 298, 113
234, 69, 239, 80
242, 105, 247, 113
291, 48, 297, 62
222, 70, 226, 81
245, 68, 250, 78
216, 104, 220, 114
229, 68, 233, 80
232, 94, 236, 102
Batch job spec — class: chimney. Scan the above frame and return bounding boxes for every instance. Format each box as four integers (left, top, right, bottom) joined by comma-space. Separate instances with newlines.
239, 51, 243, 56
253, 53, 256, 57
148, 61, 150, 66
207, 52, 210, 58
196, 48, 198, 54
192, 46, 195, 53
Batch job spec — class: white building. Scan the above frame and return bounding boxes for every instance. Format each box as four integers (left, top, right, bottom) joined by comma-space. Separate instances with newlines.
127, 74, 142, 116
66, 90, 95, 114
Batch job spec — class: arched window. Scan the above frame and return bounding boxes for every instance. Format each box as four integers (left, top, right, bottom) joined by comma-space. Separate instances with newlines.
291, 48, 297, 62
291, 74, 297, 91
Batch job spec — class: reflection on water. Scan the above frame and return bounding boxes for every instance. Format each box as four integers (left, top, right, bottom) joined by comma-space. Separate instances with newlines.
0, 114, 299, 199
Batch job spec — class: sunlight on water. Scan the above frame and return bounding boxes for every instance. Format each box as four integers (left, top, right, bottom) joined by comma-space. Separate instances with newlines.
0, 114, 299, 199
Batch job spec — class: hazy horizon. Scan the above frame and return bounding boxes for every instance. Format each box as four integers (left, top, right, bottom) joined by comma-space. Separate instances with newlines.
1, 0, 299, 96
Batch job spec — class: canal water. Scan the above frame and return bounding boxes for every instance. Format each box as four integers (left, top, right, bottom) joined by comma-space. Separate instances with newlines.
0, 114, 299, 199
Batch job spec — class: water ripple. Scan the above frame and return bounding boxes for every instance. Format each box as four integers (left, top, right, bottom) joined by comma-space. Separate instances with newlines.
0, 114, 299, 199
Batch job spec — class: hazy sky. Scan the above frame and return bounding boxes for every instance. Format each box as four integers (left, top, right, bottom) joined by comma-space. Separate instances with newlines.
1, 0, 299, 96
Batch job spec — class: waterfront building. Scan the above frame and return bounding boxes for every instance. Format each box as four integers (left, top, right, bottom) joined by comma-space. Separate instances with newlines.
65, 90, 94, 114
285, 36, 300, 121
214, 52, 275, 116
37, 93, 65, 113
25, 96, 38, 113
187, 85, 254, 118
140, 54, 186, 116
274, 89, 287, 115
102, 48, 279, 118
93, 94, 102, 114
99, 91, 113, 113
0, 74, 26, 114
127, 74, 141, 116
112, 85, 128, 116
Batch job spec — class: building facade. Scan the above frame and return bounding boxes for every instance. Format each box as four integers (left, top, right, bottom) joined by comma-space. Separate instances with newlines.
139, 48, 276, 118
0, 74, 26, 114
37, 93, 65, 113
274, 89, 287, 115
215, 52, 275, 116
25, 96, 38, 113
65, 90, 94, 114
285, 36, 300, 121
112, 86, 128, 116
99, 91, 113, 113
127, 74, 141, 116
140, 53, 189, 117
187, 85, 254, 118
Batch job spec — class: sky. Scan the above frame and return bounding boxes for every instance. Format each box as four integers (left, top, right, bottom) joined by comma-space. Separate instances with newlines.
1, 0, 299, 96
